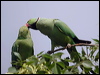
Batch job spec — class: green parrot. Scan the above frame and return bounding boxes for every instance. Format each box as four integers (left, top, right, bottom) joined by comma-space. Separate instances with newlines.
26, 18, 91, 62
11, 25, 34, 69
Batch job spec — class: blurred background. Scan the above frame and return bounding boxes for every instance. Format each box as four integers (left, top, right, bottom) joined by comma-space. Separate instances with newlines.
1, 1, 99, 74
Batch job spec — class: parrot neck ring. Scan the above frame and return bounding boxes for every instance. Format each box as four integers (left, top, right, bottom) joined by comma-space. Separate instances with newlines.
36, 17, 40, 23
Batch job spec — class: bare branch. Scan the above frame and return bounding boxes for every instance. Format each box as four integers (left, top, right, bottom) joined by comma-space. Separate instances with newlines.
71, 43, 99, 47
47, 43, 99, 54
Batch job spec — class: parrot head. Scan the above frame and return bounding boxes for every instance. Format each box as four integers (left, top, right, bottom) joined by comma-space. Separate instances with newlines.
18, 26, 30, 39
26, 18, 39, 30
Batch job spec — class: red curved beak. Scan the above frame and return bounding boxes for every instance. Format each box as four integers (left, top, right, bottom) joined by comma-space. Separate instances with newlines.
25, 23, 31, 28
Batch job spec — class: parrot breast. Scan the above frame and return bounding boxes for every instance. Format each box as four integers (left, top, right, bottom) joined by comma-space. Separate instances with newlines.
16, 39, 33, 60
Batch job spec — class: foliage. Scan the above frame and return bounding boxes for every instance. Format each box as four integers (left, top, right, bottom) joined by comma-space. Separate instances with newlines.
7, 39, 99, 74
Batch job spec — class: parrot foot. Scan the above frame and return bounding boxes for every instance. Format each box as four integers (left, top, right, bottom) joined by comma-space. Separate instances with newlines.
67, 43, 72, 48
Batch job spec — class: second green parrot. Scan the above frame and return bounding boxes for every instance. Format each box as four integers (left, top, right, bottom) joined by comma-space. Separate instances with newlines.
11, 25, 34, 69
26, 18, 91, 61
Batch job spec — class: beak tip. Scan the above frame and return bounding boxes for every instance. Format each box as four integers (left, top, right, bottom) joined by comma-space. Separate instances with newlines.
25, 23, 30, 28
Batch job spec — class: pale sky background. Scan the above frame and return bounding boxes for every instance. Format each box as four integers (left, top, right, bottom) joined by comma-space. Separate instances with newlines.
1, 1, 99, 74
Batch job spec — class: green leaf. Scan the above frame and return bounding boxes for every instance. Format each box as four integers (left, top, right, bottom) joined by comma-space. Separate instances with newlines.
82, 60, 94, 69
42, 53, 52, 64
89, 47, 95, 58
95, 52, 99, 61
82, 67, 92, 74
61, 59, 69, 66
82, 47, 86, 57
39, 58, 46, 64
73, 67, 79, 74
26, 66, 33, 73
52, 62, 61, 74
13, 52, 22, 61
57, 62, 65, 69
26, 56, 38, 65
53, 52, 63, 58
62, 69, 73, 74
37, 51, 44, 57
94, 66, 99, 74
64, 57, 73, 62
42, 53, 52, 59
52, 52, 63, 62
92, 39, 99, 43
37, 71, 47, 74
8, 67, 17, 73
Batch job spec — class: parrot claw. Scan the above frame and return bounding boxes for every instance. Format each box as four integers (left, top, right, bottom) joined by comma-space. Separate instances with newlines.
67, 43, 71, 48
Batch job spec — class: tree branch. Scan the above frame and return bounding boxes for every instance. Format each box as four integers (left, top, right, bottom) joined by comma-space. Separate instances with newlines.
47, 43, 99, 54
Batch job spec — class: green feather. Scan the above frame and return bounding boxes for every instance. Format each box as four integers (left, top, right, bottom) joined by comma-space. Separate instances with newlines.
27, 18, 91, 62
11, 26, 34, 69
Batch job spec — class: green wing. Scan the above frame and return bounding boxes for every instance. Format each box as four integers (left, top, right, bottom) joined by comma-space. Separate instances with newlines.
54, 19, 78, 39
54, 19, 82, 62
11, 41, 19, 66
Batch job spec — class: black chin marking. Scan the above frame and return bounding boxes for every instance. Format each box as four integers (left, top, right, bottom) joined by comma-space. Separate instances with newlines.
29, 18, 39, 30
30, 22, 38, 30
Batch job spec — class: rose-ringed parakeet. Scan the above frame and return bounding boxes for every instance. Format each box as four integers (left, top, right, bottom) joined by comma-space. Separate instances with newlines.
11, 25, 34, 69
26, 18, 91, 62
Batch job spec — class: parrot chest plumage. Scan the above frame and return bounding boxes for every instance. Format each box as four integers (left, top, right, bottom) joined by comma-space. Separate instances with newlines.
15, 39, 33, 60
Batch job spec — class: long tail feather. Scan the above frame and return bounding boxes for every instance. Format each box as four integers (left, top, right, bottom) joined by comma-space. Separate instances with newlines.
78, 39, 91, 44
67, 46, 82, 62
73, 37, 91, 44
